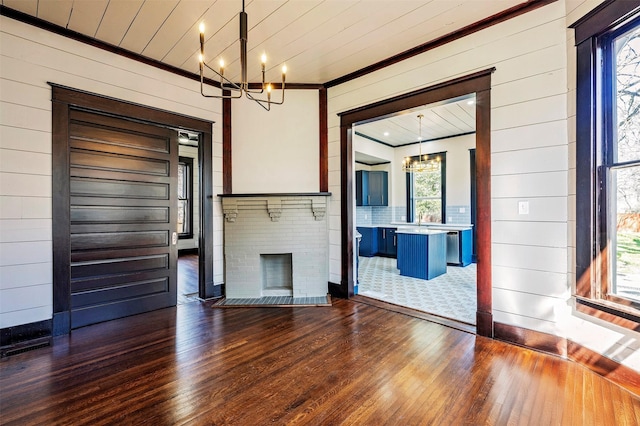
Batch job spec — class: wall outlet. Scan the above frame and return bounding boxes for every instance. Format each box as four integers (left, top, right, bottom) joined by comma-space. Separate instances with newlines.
401, 215, 406, 221
518, 200, 530, 215
459, 207, 465, 213
364, 214, 368, 220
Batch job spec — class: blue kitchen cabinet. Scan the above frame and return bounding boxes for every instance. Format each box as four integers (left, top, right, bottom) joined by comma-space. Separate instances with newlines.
356, 170, 388, 206
356, 227, 378, 257
458, 228, 473, 266
377, 227, 397, 257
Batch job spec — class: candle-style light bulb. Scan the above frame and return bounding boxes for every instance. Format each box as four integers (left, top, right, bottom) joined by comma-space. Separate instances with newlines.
261, 53, 267, 64
281, 64, 287, 83
219, 59, 225, 75
199, 54, 203, 63
267, 83, 272, 102
199, 23, 205, 59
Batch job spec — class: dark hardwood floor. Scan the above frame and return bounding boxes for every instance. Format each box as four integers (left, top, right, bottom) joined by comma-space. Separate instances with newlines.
178, 253, 199, 304
1, 299, 639, 425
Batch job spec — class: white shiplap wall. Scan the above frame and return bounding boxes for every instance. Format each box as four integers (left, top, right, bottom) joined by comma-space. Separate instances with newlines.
327, 0, 640, 371
231, 90, 319, 194
328, 2, 572, 299
0, 16, 224, 328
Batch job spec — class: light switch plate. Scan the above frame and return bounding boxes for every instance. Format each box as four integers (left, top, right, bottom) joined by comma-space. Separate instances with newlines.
518, 200, 530, 215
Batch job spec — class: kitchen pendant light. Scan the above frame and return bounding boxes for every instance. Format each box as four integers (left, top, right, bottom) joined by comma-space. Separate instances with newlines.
401, 114, 440, 173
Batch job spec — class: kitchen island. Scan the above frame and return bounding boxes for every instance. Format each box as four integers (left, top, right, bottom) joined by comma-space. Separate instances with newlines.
396, 228, 447, 280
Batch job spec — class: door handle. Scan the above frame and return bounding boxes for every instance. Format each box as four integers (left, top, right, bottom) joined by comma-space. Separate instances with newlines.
172, 232, 178, 245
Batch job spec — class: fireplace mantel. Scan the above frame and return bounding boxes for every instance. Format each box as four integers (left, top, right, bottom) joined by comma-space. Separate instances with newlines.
218, 192, 331, 198
220, 193, 331, 223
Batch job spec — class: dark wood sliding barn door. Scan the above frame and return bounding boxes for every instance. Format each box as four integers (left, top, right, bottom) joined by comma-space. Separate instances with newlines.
67, 109, 178, 329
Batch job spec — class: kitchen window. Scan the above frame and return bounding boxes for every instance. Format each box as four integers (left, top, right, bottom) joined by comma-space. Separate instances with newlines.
406, 152, 446, 224
177, 156, 193, 239
573, 1, 640, 322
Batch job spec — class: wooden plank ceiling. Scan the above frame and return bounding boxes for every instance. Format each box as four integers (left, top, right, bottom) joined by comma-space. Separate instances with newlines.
2, 0, 515, 144
2, 0, 525, 85
355, 94, 476, 148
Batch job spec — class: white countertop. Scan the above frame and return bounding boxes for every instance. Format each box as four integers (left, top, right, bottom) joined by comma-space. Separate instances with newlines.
395, 228, 447, 235
357, 223, 472, 231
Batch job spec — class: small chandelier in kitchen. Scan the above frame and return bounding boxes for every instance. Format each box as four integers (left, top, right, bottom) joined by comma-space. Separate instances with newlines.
198, 0, 286, 111
402, 114, 440, 173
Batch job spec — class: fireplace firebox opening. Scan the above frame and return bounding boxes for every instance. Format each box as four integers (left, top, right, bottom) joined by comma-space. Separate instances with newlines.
261, 253, 293, 296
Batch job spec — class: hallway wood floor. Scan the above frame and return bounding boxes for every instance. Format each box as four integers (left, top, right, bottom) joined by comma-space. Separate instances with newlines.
1, 299, 639, 425
178, 253, 199, 305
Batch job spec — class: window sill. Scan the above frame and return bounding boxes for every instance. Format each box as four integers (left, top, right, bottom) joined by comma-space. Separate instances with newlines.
576, 297, 640, 332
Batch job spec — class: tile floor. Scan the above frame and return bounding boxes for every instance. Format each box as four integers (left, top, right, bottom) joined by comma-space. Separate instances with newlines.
358, 256, 477, 325
213, 295, 331, 307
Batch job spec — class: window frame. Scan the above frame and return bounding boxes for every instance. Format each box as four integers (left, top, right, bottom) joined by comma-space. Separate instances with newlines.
177, 156, 194, 240
572, 0, 640, 325
405, 151, 446, 224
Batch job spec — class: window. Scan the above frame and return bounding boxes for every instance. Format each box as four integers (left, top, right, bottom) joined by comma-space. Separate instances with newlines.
573, 1, 640, 321
607, 22, 640, 301
406, 152, 446, 223
177, 156, 193, 239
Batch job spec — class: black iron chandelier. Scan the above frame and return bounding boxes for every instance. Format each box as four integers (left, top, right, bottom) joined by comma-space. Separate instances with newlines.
198, 0, 286, 111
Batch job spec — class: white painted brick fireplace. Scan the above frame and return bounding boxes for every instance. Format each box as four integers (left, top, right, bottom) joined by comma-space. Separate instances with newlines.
221, 194, 330, 299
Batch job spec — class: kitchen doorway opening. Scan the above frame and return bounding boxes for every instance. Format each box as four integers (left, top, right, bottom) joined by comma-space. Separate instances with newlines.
336, 69, 494, 337
353, 95, 477, 327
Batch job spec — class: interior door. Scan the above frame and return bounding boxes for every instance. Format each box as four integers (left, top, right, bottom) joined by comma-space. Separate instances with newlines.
68, 109, 178, 328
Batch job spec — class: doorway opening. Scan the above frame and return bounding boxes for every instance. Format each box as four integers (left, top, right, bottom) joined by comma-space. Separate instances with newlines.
336, 69, 494, 337
353, 94, 477, 326
177, 131, 200, 304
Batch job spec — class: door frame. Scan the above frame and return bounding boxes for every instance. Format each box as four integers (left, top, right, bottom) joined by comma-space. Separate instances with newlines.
334, 69, 494, 337
51, 84, 215, 335
470, 148, 477, 263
